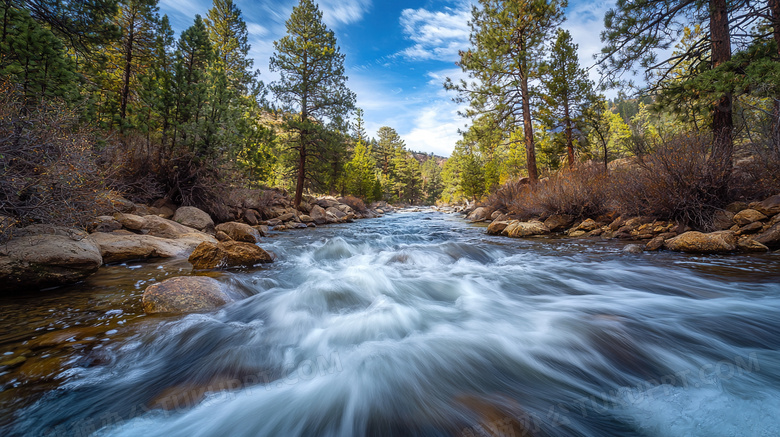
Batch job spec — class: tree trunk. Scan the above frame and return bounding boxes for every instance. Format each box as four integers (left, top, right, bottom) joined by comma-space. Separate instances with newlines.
770, 0, 780, 155
120, 18, 135, 123
520, 61, 538, 182
564, 101, 574, 167
294, 142, 306, 208
709, 0, 733, 167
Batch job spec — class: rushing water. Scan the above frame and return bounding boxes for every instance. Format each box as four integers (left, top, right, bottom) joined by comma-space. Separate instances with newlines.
2, 211, 780, 437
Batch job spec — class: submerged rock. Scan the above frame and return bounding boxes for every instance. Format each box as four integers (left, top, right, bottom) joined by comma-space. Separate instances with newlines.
188, 241, 273, 269
0, 233, 103, 291
622, 244, 644, 254
142, 276, 233, 314
664, 231, 737, 254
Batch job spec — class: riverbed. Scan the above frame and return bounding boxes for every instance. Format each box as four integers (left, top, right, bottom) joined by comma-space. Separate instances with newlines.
2, 210, 780, 436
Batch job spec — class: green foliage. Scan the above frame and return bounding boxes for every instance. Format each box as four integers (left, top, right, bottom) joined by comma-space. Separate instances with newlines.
270, 0, 355, 206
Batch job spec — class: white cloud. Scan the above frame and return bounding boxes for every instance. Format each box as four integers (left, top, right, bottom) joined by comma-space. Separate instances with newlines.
402, 101, 467, 157
318, 0, 373, 28
398, 5, 471, 61
562, 1, 615, 87
246, 22, 269, 37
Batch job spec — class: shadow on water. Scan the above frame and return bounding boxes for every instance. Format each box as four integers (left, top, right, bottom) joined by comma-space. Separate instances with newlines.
2, 211, 780, 436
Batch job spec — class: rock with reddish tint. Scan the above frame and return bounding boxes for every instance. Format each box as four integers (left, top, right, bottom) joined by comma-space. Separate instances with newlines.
142, 276, 233, 314
544, 214, 575, 232
188, 241, 273, 269
466, 207, 490, 222
755, 223, 780, 249
89, 232, 217, 264
754, 195, 780, 217
664, 231, 737, 254
503, 221, 550, 238
215, 222, 262, 243
737, 237, 769, 253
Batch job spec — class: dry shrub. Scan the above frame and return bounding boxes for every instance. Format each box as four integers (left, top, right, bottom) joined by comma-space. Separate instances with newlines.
339, 196, 367, 213
610, 133, 732, 229
730, 141, 780, 201
0, 82, 115, 241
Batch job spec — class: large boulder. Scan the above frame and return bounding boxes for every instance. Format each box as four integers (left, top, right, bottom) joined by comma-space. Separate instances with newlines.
142, 276, 233, 314
544, 214, 575, 232
173, 207, 214, 231
575, 218, 600, 232
466, 207, 490, 222
89, 232, 217, 264
188, 241, 273, 269
753, 195, 780, 217
215, 222, 262, 243
732, 209, 767, 226
310, 205, 328, 224
0, 233, 102, 291
503, 221, 550, 238
664, 231, 737, 254
486, 220, 511, 235
754, 223, 780, 249
115, 213, 197, 239
737, 236, 769, 253
325, 207, 346, 223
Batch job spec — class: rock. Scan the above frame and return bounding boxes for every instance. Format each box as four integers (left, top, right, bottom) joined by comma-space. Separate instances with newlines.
576, 218, 600, 232
325, 207, 346, 223
486, 220, 511, 235
754, 223, 780, 249
645, 236, 665, 251
110, 195, 137, 213
622, 244, 644, 254
316, 198, 340, 209
87, 216, 122, 233
664, 231, 737, 254
89, 232, 216, 264
115, 213, 197, 239
711, 210, 736, 230
253, 225, 269, 236
215, 222, 262, 243
503, 221, 550, 238
466, 207, 490, 222
490, 210, 503, 220
544, 214, 575, 232
569, 230, 587, 238
737, 221, 763, 235
733, 209, 767, 226
142, 277, 233, 314
608, 216, 625, 231
737, 236, 769, 253
725, 201, 749, 214
0, 233, 103, 291
173, 207, 214, 231
310, 205, 328, 224
277, 212, 297, 223
215, 230, 231, 242
754, 195, 780, 217
243, 209, 260, 226
299, 215, 313, 223
115, 213, 146, 231
188, 241, 273, 269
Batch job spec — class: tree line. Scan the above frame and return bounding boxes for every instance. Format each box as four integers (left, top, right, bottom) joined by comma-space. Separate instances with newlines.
1, 0, 442, 226
440, 0, 780, 205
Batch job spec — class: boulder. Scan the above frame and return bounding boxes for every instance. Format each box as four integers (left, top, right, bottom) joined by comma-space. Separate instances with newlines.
490, 210, 503, 220
664, 231, 737, 254
142, 277, 233, 314
277, 212, 297, 223
576, 218, 600, 232
754, 223, 780, 249
215, 231, 232, 242
188, 241, 273, 269
544, 214, 575, 232
89, 232, 216, 264
725, 201, 749, 214
215, 222, 262, 243
299, 215, 313, 223
754, 195, 780, 217
711, 210, 735, 230
486, 220, 511, 235
466, 207, 490, 222
310, 205, 328, 224
173, 207, 214, 231
503, 221, 550, 238
115, 213, 197, 239
87, 216, 122, 234
645, 236, 665, 251
325, 207, 346, 223
737, 237, 769, 253
732, 209, 767, 226
622, 244, 644, 254
243, 209, 260, 226
0, 233, 102, 291
737, 222, 763, 235
316, 198, 340, 209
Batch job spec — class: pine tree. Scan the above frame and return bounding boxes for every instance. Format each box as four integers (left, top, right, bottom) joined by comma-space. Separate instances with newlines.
421, 157, 443, 204
204, 0, 254, 94
446, 0, 565, 182
541, 29, 595, 167
270, 0, 356, 207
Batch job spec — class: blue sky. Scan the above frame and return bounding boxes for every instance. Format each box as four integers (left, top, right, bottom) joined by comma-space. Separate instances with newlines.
159, 0, 616, 157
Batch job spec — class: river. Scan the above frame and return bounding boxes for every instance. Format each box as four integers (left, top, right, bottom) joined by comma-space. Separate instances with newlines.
2, 210, 780, 436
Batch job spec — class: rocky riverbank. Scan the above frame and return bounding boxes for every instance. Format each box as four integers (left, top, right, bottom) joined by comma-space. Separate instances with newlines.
0, 192, 394, 309
462, 194, 780, 254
